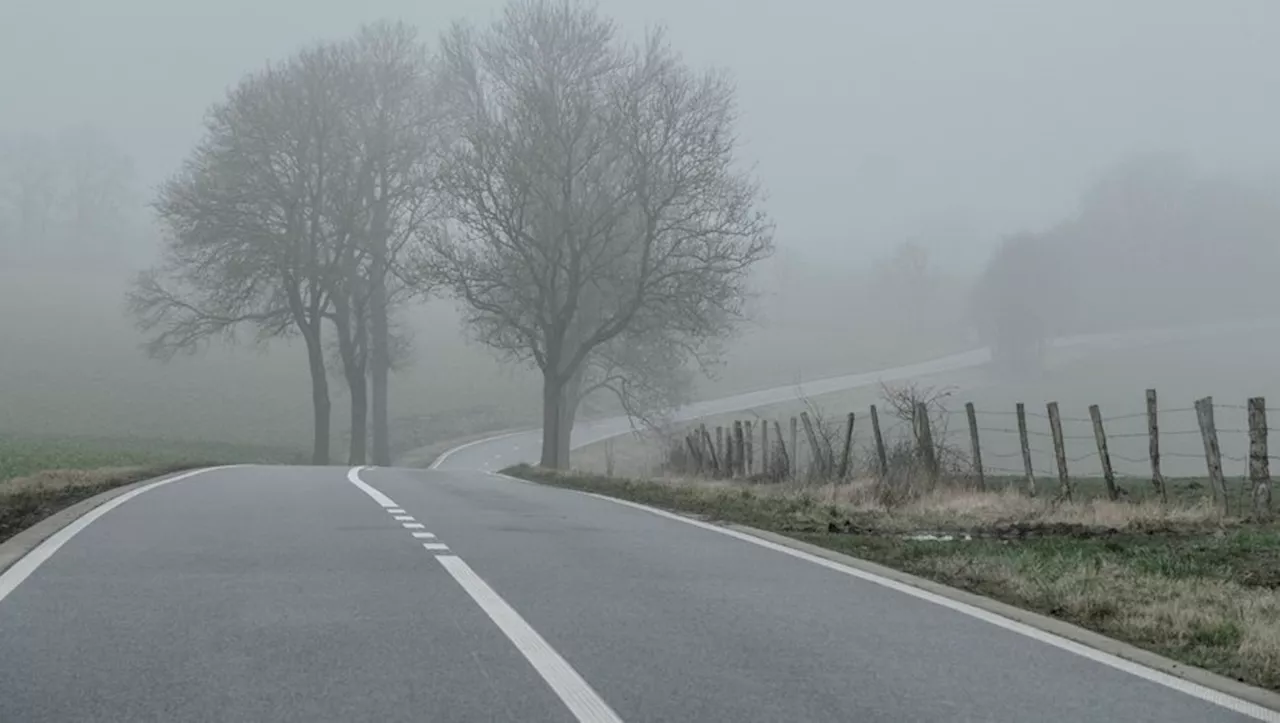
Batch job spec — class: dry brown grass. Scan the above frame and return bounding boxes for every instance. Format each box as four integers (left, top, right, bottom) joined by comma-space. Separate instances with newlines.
0, 466, 157, 496
630, 473, 1232, 534
912, 553, 1280, 687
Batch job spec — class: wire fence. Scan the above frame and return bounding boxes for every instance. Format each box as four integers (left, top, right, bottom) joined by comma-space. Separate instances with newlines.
665, 388, 1277, 516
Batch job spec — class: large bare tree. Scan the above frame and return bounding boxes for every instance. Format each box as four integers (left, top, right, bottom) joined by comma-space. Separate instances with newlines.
430, 0, 773, 468
130, 43, 355, 464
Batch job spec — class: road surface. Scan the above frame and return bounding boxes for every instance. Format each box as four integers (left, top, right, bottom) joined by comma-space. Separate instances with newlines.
3, 322, 1279, 721
0, 464, 1268, 722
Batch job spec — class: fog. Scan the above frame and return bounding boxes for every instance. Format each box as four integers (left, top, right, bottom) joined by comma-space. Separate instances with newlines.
3, 0, 1280, 460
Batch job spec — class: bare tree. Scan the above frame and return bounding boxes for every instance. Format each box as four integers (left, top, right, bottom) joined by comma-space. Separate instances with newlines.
342, 21, 445, 465
129, 43, 355, 464
430, 0, 773, 468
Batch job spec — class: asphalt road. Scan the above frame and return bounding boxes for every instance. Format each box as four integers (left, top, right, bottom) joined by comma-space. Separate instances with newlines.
0, 464, 1268, 722
4, 321, 1280, 722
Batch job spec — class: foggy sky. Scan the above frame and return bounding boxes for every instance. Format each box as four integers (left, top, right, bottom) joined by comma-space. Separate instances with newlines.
4, 0, 1279, 270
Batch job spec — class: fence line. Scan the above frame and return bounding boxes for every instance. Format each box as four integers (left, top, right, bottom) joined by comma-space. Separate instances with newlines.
663, 387, 1275, 519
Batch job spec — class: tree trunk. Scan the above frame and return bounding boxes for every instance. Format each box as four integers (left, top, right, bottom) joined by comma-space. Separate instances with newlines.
347, 368, 368, 465
540, 372, 568, 469
302, 326, 331, 465
555, 367, 585, 469
369, 213, 392, 466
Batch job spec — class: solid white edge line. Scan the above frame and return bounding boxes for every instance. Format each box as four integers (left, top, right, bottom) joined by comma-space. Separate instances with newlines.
429, 430, 530, 470
346, 466, 399, 507
0, 465, 239, 605
485, 471, 1278, 722
577, 488, 1280, 722
435, 554, 624, 723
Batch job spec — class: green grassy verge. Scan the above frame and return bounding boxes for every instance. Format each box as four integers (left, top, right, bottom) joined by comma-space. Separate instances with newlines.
505, 464, 1280, 693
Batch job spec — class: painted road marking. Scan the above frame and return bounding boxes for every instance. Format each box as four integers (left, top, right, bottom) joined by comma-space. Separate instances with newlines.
0, 466, 240, 606
429, 429, 529, 470
388, 508, 406, 514
523, 476, 1280, 723
402, 522, 426, 530
345, 467, 624, 723
393, 515, 415, 521
346, 466, 397, 507
437, 554, 624, 723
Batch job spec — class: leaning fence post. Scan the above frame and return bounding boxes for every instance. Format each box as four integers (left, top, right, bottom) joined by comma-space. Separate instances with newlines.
1248, 397, 1271, 520
964, 402, 985, 490
1016, 402, 1036, 497
685, 434, 703, 475
715, 426, 726, 477
799, 411, 824, 479
774, 420, 791, 479
760, 420, 769, 477
1146, 389, 1167, 503
870, 404, 888, 477
790, 417, 800, 480
733, 420, 746, 478
837, 412, 855, 480
1195, 396, 1228, 514
1089, 404, 1121, 501
701, 424, 719, 475
1047, 401, 1071, 501
915, 402, 939, 483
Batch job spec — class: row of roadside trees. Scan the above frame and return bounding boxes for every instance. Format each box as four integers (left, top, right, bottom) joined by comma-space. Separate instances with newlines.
129, 0, 774, 469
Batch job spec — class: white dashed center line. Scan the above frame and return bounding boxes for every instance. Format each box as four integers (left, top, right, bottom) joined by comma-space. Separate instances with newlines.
343, 466, 623, 723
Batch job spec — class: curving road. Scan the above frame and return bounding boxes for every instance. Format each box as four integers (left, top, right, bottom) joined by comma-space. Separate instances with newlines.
2, 321, 1279, 722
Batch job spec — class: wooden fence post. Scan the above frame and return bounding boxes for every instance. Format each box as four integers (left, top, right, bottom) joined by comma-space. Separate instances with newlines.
1146, 389, 1167, 503
701, 424, 719, 475
685, 434, 703, 475
964, 402, 985, 490
1046, 401, 1071, 501
734, 420, 746, 478
716, 426, 727, 478
1195, 396, 1228, 514
870, 404, 888, 477
1088, 404, 1120, 501
774, 420, 791, 479
790, 417, 799, 480
1248, 397, 1271, 520
915, 402, 939, 482
1016, 402, 1036, 497
745, 420, 754, 477
760, 420, 769, 477
800, 411, 824, 479
838, 412, 855, 480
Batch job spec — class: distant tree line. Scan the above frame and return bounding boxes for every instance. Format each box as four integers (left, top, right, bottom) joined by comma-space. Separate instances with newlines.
0, 127, 148, 271
127, 0, 774, 468
972, 152, 1280, 375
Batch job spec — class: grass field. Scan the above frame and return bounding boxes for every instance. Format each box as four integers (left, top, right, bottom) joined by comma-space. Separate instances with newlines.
0, 434, 302, 544
508, 465, 1280, 693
